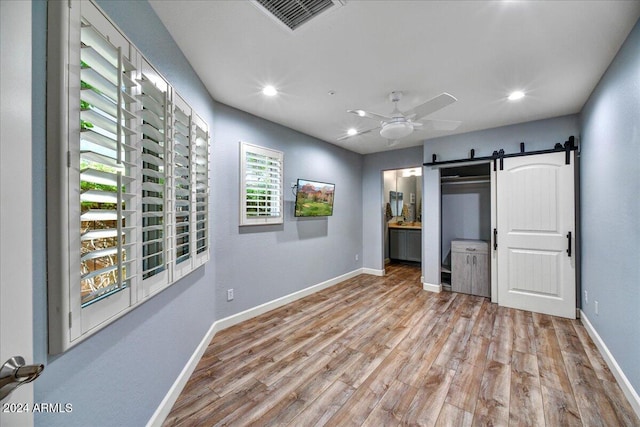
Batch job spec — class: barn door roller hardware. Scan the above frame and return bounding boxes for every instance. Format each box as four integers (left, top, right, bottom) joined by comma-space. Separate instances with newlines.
424, 136, 577, 168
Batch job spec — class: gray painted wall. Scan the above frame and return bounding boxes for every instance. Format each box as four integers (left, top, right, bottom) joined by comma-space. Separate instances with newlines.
32, 1, 362, 425
421, 115, 580, 286
212, 102, 363, 319
441, 183, 491, 263
580, 19, 640, 393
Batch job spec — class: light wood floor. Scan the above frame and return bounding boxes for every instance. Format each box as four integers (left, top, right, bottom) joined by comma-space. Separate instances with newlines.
164, 264, 638, 426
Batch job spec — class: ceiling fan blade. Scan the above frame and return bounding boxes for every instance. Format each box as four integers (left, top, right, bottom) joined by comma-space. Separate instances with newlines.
404, 92, 457, 121
337, 126, 379, 141
426, 119, 462, 131
347, 109, 393, 122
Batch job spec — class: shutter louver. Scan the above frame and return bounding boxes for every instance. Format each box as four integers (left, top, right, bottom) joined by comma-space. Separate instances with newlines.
79, 20, 137, 307
194, 120, 209, 255
137, 72, 167, 280
173, 104, 191, 264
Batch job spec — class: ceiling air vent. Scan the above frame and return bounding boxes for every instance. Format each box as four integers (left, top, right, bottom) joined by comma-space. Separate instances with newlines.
252, 0, 346, 32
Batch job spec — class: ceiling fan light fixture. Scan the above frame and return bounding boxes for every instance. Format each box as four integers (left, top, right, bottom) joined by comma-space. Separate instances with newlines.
380, 122, 413, 140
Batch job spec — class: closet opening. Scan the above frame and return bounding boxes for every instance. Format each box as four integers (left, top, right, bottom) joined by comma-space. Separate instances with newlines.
440, 163, 492, 297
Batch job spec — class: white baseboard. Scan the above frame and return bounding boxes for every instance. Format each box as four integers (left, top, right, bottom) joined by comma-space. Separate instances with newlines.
215, 268, 364, 330
146, 321, 220, 427
580, 310, 640, 419
147, 268, 368, 426
362, 267, 385, 276
423, 281, 442, 293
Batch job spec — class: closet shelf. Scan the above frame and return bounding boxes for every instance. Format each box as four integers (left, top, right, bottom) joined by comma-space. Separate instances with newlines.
441, 175, 490, 185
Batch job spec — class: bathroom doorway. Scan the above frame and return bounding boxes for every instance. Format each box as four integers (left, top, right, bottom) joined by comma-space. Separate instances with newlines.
382, 167, 423, 266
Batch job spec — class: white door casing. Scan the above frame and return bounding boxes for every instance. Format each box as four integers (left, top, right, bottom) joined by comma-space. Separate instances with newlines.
0, 0, 35, 425
497, 151, 576, 319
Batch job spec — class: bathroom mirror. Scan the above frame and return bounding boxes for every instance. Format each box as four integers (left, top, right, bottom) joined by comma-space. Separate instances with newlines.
389, 191, 403, 216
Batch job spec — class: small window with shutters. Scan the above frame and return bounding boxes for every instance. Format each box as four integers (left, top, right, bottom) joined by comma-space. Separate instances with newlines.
47, 0, 211, 354
240, 142, 284, 226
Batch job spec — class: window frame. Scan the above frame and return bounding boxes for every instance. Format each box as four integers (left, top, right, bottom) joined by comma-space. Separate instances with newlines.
239, 142, 284, 226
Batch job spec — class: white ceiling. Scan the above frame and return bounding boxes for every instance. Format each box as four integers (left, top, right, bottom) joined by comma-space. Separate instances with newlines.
149, 0, 640, 155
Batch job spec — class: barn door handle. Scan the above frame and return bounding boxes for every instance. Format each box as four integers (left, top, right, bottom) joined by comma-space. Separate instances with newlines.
566, 232, 572, 257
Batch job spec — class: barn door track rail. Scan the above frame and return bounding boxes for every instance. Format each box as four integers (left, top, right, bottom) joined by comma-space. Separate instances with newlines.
424, 136, 577, 170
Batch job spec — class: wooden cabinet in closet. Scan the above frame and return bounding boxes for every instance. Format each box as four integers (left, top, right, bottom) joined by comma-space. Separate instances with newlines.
451, 239, 490, 297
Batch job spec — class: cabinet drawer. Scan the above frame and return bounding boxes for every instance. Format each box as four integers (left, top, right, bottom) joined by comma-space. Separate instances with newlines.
451, 239, 489, 254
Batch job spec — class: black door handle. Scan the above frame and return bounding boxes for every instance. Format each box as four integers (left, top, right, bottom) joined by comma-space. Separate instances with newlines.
566, 232, 572, 257
493, 228, 498, 250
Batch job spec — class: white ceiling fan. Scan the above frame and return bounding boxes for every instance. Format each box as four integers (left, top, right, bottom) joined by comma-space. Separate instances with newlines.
339, 91, 461, 146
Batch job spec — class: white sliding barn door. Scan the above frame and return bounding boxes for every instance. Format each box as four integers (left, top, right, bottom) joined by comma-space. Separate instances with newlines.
497, 151, 576, 318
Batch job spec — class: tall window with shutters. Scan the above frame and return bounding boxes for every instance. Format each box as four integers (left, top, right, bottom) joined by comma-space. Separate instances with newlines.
240, 142, 284, 226
47, 0, 210, 354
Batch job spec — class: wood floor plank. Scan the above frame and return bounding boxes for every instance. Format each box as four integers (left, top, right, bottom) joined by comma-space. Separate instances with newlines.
287, 380, 355, 427
509, 351, 545, 427
599, 376, 640, 427
162, 264, 639, 427
435, 402, 473, 427
572, 322, 617, 383
360, 379, 418, 427
553, 317, 587, 356
512, 309, 537, 354
472, 360, 511, 426
403, 364, 456, 427
540, 383, 582, 427
487, 306, 513, 365
445, 361, 485, 414
562, 351, 621, 427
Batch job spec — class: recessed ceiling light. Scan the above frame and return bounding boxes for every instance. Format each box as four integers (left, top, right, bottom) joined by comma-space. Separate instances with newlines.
347, 128, 358, 136
508, 91, 525, 101
262, 85, 278, 96
356, 110, 366, 117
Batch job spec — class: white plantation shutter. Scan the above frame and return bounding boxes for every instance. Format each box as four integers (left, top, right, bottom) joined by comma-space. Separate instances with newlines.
137, 66, 168, 286
172, 95, 192, 267
193, 114, 210, 262
240, 142, 284, 225
47, 0, 211, 354
78, 14, 137, 312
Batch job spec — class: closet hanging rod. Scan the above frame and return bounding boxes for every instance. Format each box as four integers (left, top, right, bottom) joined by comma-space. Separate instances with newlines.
425, 136, 576, 167
441, 178, 490, 186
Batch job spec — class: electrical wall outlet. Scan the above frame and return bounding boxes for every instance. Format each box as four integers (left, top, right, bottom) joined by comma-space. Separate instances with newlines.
595, 300, 599, 315
227, 288, 234, 301
355, 254, 359, 261
584, 290, 588, 304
